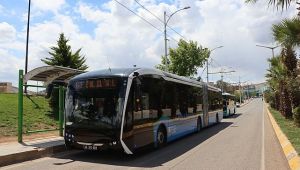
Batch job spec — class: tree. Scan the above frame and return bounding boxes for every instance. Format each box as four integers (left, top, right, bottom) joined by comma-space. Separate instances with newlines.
156, 39, 210, 77
41, 33, 88, 119
265, 56, 294, 118
41, 33, 88, 70
272, 18, 300, 47
215, 80, 234, 93
246, 0, 295, 10
272, 19, 300, 119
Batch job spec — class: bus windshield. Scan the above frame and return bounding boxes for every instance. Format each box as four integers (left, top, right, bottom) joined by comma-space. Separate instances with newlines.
65, 78, 124, 129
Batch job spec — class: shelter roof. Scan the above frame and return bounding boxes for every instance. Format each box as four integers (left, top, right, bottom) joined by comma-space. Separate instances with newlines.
24, 66, 85, 86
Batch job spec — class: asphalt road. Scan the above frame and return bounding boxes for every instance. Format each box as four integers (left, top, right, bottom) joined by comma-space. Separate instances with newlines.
2, 98, 289, 170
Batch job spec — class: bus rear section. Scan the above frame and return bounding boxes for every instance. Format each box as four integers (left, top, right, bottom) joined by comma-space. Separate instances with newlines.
121, 73, 223, 154
222, 93, 236, 117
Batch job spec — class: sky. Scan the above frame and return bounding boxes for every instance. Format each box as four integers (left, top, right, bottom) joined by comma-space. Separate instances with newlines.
0, 0, 298, 86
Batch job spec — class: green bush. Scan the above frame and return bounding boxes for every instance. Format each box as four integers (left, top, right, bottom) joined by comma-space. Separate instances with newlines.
294, 107, 300, 127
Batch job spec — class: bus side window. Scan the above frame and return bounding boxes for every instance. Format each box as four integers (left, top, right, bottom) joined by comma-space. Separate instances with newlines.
134, 78, 142, 112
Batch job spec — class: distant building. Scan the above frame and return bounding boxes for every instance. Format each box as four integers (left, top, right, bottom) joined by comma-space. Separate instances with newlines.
0, 82, 18, 93
241, 82, 268, 97
0, 82, 12, 93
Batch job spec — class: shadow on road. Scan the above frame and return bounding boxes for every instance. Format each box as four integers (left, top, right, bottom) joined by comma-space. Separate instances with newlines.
52, 122, 232, 168
225, 113, 242, 119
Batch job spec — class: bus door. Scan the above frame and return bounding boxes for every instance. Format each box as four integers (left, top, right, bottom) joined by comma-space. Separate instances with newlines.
132, 76, 155, 149
202, 84, 209, 127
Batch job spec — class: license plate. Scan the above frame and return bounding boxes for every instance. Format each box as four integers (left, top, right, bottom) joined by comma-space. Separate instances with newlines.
83, 145, 98, 151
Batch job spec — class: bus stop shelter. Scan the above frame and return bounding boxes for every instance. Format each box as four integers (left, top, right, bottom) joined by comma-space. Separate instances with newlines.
18, 66, 84, 142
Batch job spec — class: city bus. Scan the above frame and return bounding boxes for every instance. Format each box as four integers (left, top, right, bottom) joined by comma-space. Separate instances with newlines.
222, 92, 236, 117
64, 68, 223, 154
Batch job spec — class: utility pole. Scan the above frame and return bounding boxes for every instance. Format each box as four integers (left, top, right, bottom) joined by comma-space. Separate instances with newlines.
239, 76, 242, 104
164, 11, 168, 64
24, 0, 31, 93
206, 46, 223, 83
206, 59, 209, 83
208, 69, 235, 92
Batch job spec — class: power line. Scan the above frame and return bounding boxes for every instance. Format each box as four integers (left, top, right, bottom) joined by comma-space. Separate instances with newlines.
134, 0, 187, 40
113, 0, 179, 43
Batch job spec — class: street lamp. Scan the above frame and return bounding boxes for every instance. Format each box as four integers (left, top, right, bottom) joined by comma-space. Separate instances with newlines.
256, 44, 279, 58
206, 46, 223, 83
25, 0, 31, 93
164, 6, 191, 64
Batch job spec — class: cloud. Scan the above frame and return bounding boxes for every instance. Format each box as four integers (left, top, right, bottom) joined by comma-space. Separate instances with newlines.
76, 2, 110, 23
0, 49, 23, 85
32, 0, 65, 13
0, 0, 298, 87
0, 22, 16, 42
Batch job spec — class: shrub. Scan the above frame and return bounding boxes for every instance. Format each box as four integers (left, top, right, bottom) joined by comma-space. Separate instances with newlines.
294, 107, 300, 127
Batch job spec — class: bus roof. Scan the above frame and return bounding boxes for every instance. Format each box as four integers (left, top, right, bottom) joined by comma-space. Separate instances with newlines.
70, 67, 221, 92
71, 68, 139, 81
222, 92, 235, 97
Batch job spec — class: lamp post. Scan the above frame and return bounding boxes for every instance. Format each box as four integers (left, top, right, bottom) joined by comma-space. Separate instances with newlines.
256, 44, 279, 58
206, 46, 223, 83
164, 6, 190, 64
25, 0, 31, 93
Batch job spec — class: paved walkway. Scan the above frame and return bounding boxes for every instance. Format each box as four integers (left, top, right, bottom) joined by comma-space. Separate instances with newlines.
0, 137, 64, 167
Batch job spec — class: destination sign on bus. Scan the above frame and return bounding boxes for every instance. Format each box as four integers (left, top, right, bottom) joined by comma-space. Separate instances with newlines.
75, 78, 118, 90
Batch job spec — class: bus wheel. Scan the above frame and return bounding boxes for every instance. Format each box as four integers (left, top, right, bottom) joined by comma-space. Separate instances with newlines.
157, 126, 167, 148
216, 114, 219, 124
197, 117, 202, 132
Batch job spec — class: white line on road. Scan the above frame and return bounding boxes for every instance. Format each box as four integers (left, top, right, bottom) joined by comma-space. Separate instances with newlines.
261, 101, 265, 170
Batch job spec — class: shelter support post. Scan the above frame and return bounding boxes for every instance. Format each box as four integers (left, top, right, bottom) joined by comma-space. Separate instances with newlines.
59, 86, 64, 136
18, 70, 24, 143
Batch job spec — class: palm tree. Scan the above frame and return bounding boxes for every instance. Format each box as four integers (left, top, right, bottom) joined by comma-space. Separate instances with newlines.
266, 57, 285, 109
246, 0, 295, 10
266, 56, 293, 118
272, 19, 299, 117
272, 18, 300, 47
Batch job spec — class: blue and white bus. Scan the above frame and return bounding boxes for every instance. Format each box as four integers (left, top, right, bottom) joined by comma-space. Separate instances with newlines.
222, 92, 236, 117
64, 68, 223, 154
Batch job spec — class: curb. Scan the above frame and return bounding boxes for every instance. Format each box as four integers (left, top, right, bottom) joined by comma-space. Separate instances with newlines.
0, 144, 66, 167
265, 104, 300, 170
240, 99, 251, 107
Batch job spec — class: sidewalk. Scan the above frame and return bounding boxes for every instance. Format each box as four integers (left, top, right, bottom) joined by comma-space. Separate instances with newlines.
240, 98, 252, 107
0, 136, 66, 167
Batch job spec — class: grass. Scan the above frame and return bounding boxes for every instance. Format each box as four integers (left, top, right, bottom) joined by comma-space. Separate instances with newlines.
0, 93, 58, 136
269, 107, 300, 155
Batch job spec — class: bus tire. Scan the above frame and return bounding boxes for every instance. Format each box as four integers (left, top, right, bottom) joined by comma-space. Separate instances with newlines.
216, 114, 219, 124
157, 126, 167, 148
197, 117, 202, 132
